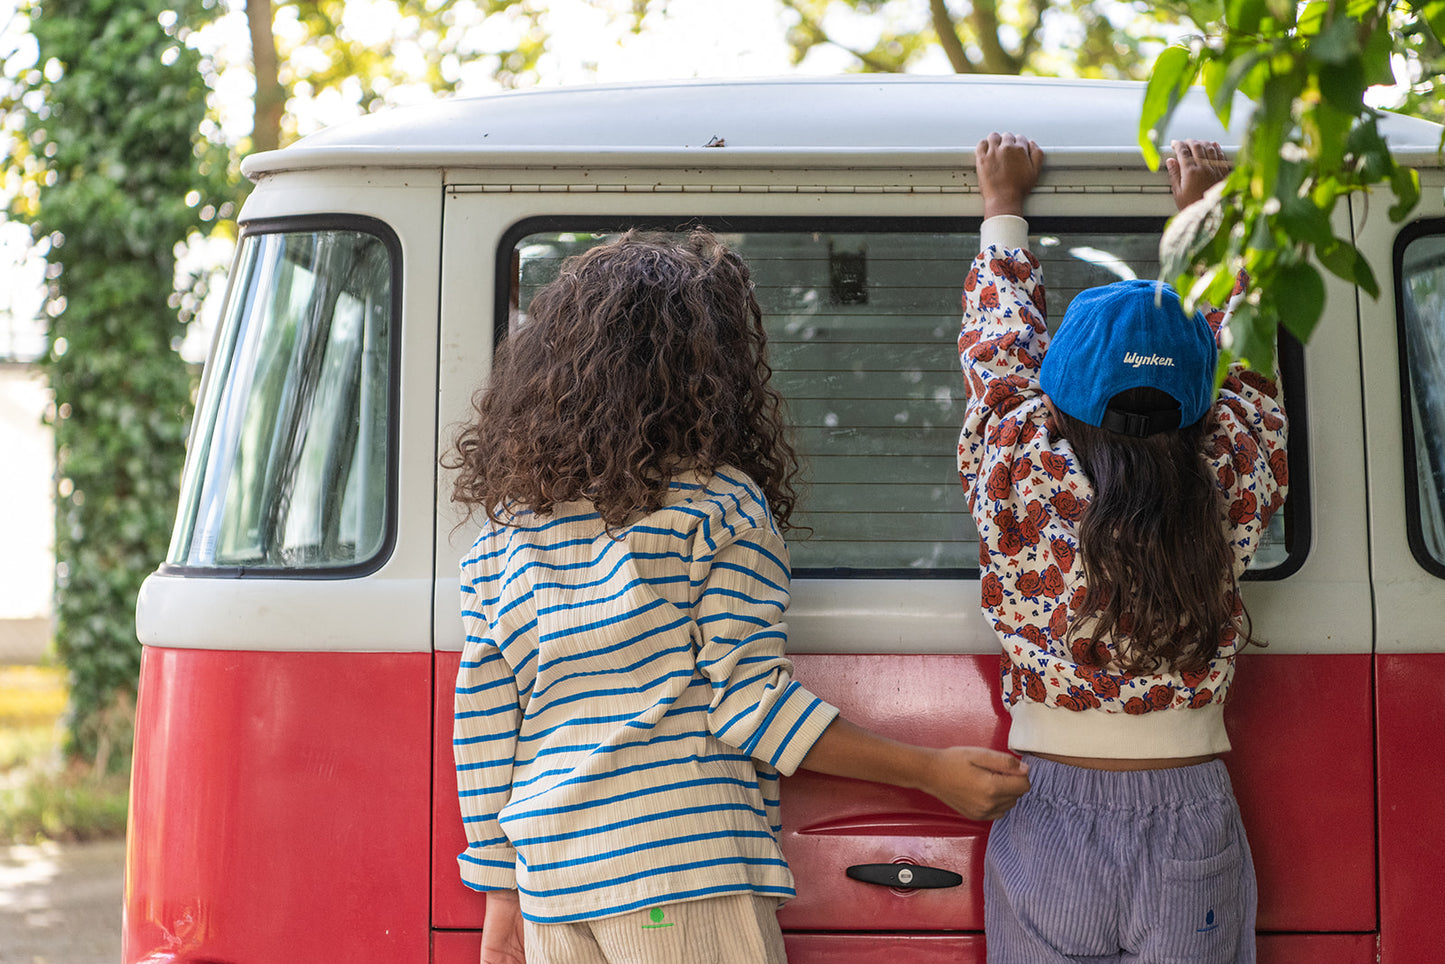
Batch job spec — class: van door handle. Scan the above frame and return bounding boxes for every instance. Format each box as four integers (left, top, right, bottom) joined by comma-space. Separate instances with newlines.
845, 862, 963, 889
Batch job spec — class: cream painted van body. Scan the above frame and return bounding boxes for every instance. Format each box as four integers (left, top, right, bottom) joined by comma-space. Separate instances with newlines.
127, 76, 1445, 963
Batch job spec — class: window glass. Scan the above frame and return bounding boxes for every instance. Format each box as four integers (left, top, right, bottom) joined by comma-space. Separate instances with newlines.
1399, 232, 1445, 571
511, 224, 1291, 574
168, 225, 395, 571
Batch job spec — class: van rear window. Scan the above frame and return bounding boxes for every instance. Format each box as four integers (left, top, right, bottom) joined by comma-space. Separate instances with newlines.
506, 221, 1293, 577
167, 219, 399, 573
1398, 227, 1445, 576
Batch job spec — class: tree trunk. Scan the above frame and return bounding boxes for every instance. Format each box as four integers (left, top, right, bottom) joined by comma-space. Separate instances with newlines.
247, 0, 283, 152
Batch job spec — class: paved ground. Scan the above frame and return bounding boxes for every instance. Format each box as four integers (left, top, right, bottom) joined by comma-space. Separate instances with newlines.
0, 839, 124, 964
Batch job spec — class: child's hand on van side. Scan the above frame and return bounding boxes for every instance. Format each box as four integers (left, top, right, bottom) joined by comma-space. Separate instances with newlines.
920, 746, 1031, 821
481, 889, 526, 964
976, 132, 1044, 220
1167, 139, 1230, 211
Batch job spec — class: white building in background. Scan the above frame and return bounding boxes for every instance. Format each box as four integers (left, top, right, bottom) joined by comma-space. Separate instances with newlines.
0, 366, 53, 664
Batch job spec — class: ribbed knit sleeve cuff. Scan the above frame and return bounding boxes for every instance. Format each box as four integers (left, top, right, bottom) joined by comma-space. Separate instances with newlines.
980, 214, 1029, 252
750, 688, 841, 777
458, 845, 518, 892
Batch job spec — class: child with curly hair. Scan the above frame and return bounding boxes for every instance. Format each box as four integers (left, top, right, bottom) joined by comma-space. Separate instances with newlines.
957, 134, 1288, 962
449, 228, 1031, 964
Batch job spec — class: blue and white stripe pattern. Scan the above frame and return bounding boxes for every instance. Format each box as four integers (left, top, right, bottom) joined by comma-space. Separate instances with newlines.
454, 468, 839, 924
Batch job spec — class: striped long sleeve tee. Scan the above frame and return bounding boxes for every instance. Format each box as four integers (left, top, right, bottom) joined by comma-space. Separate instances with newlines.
454, 468, 839, 924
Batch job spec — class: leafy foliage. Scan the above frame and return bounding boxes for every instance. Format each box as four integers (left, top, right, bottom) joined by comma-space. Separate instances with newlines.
1141, 0, 1444, 373
12, 0, 223, 763
246, 0, 549, 150
776, 0, 1191, 77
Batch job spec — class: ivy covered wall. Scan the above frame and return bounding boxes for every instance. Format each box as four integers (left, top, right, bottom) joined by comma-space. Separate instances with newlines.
19, 0, 223, 762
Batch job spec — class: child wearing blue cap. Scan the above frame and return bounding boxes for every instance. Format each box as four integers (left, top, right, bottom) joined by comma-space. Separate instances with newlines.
957, 133, 1289, 963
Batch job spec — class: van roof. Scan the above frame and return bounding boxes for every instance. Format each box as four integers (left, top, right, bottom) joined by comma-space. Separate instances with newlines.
242, 74, 1445, 177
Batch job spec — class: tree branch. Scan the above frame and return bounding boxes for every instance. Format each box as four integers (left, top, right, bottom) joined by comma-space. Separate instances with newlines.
971, 0, 1023, 73
929, 0, 978, 73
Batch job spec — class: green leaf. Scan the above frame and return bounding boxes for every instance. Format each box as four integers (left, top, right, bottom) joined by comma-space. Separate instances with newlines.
1389, 164, 1422, 222
1141, 45, 1198, 170
1317, 238, 1381, 298
1416, 0, 1445, 41
1161, 179, 1228, 279
1226, 300, 1280, 375
1274, 260, 1326, 341
1277, 195, 1338, 248
1301, 99, 1354, 169
1361, 16, 1396, 87
1308, 14, 1360, 65
1209, 48, 1266, 126
1226, 0, 1267, 34
1317, 58, 1367, 113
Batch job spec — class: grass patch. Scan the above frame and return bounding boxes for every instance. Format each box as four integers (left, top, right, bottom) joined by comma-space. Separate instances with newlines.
1, 665, 130, 844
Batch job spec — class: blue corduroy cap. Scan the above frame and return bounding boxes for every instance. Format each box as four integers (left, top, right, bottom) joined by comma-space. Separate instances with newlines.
1039, 279, 1217, 436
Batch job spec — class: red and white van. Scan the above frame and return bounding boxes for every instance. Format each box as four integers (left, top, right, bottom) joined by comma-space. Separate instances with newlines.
126, 76, 1445, 963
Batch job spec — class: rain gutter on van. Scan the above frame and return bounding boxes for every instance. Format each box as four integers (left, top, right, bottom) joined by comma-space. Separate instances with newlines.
241, 145, 1445, 179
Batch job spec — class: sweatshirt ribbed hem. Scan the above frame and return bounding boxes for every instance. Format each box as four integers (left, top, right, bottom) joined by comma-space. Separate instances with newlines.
1008, 701, 1231, 758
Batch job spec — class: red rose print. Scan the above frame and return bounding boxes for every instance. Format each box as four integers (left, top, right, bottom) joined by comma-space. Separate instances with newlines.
981, 572, 1004, 608
1269, 449, 1288, 487
1011, 458, 1033, 482
1229, 490, 1258, 525
1051, 490, 1084, 522
1216, 463, 1236, 491
983, 379, 1017, 410
1030, 284, 1047, 317
1081, 669, 1121, 699
1039, 450, 1068, 480
1123, 697, 1150, 715
979, 284, 1000, 310
1146, 685, 1174, 710
1051, 538, 1075, 572
1188, 688, 1215, 709
1232, 434, 1259, 474
997, 528, 1024, 557
1049, 605, 1069, 639
992, 418, 1021, 447
1015, 571, 1045, 598
1180, 664, 1209, 688
986, 462, 1012, 501
1042, 565, 1067, 598
1023, 669, 1047, 702
1069, 586, 1089, 612
1070, 635, 1109, 667
964, 265, 980, 292
1056, 691, 1093, 712
958, 329, 981, 352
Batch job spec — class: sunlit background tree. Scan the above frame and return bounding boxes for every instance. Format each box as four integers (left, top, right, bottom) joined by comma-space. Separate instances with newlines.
0, 0, 1441, 827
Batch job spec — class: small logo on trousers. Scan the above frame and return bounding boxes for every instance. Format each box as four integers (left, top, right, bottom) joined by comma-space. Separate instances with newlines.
643, 907, 674, 929
1197, 909, 1219, 933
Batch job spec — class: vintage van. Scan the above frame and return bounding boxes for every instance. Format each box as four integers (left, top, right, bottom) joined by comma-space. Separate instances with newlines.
126, 76, 1445, 963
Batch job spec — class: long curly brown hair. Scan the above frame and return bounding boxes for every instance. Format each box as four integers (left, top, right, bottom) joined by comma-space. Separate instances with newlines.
1055, 388, 1257, 675
446, 228, 801, 531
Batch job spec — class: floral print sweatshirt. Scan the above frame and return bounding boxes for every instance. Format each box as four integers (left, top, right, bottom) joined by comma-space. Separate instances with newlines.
957, 216, 1289, 758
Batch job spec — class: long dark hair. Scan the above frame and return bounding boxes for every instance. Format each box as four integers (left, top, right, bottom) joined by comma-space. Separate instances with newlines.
1055, 387, 1255, 674
445, 228, 801, 531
